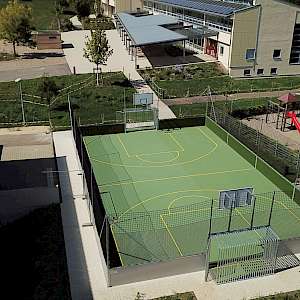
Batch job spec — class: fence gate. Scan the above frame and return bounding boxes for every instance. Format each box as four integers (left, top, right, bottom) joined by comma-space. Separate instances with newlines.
205, 226, 279, 284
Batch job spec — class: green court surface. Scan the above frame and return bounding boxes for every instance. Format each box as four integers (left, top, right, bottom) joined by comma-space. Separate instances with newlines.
84, 126, 300, 267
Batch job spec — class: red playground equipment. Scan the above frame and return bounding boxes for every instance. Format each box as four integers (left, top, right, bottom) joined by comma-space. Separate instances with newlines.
286, 111, 300, 134
266, 92, 300, 133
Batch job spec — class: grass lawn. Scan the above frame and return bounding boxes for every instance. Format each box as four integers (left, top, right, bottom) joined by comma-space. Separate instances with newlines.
256, 290, 300, 299
0, 72, 136, 129
150, 292, 197, 300
0, 204, 71, 300
0, 0, 75, 30
139, 63, 300, 98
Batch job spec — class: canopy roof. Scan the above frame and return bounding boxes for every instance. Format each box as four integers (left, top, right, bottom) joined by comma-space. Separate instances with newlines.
174, 27, 218, 39
116, 13, 188, 47
278, 93, 299, 104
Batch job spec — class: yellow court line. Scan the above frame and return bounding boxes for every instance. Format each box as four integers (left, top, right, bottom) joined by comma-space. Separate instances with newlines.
119, 189, 222, 218
136, 151, 180, 164
117, 135, 130, 158
85, 135, 101, 146
160, 215, 183, 256
110, 224, 125, 267
258, 194, 300, 224
276, 200, 300, 223
101, 168, 252, 188
90, 127, 218, 168
169, 133, 185, 152
167, 195, 211, 212
197, 127, 218, 148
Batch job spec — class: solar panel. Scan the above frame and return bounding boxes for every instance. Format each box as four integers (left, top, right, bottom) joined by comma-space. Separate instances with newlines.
158, 0, 248, 16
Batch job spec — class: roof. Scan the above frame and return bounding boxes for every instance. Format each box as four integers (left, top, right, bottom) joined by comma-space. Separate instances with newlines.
33, 30, 61, 35
174, 27, 218, 39
155, 0, 250, 17
278, 92, 299, 104
116, 12, 188, 46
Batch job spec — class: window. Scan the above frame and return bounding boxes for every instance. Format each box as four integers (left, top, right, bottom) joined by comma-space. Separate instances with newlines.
246, 49, 256, 60
49, 36, 57, 40
244, 69, 251, 76
273, 49, 281, 59
220, 46, 224, 56
257, 68, 264, 75
271, 68, 278, 75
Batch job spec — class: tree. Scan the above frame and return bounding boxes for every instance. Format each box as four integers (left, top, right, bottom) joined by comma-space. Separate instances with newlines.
55, 1, 64, 31
75, 0, 91, 18
38, 76, 60, 128
83, 28, 113, 85
0, 0, 33, 56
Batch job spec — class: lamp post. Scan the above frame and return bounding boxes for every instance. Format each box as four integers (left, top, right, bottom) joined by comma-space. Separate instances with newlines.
15, 78, 25, 125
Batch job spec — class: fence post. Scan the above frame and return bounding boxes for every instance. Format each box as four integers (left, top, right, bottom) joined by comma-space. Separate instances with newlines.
268, 192, 276, 227
250, 196, 257, 229
228, 201, 234, 232
292, 151, 300, 201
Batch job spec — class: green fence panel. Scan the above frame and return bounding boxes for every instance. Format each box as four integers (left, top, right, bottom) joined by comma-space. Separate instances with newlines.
227, 135, 256, 167
294, 188, 300, 206
256, 157, 294, 198
206, 117, 228, 142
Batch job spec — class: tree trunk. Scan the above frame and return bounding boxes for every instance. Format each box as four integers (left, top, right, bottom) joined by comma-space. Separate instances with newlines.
57, 17, 61, 32
96, 64, 99, 86
12, 41, 17, 57
48, 104, 52, 129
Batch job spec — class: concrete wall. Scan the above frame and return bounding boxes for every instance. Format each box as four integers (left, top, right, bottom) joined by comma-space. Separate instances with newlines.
229, 0, 300, 77
102, 0, 143, 16
116, 0, 144, 13
254, 0, 300, 76
229, 6, 260, 77
0, 187, 60, 223
110, 253, 206, 286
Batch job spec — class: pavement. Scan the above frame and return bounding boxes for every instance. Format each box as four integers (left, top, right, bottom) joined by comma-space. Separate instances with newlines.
61, 29, 175, 120
54, 129, 300, 300
0, 63, 71, 82
0, 41, 71, 82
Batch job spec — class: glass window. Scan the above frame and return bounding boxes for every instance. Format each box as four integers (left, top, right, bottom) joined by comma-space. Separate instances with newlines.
220, 46, 224, 56
244, 69, 251, 76
271, 68, 278, 75
273, 49, 281, 59
246, 49, 256, 60
257, 69, 264, 75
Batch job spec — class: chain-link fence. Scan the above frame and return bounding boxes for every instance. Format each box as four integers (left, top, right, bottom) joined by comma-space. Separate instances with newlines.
106, 190, 300, 268
207, 106, 300, 189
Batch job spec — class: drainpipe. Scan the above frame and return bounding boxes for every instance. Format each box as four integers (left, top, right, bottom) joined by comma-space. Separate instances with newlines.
254, 5, 262, 73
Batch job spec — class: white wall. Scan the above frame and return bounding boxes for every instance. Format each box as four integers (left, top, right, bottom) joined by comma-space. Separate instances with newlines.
218, 43, 230, 69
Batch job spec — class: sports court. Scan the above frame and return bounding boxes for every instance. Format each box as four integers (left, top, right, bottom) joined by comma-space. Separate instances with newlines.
84, 125, 300, 267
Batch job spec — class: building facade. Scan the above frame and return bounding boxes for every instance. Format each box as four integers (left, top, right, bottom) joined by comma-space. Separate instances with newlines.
101, 0, 144, 17
144, 0, 300, 78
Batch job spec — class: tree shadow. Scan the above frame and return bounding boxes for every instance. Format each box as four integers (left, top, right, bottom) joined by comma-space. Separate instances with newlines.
21, 52, 65, 59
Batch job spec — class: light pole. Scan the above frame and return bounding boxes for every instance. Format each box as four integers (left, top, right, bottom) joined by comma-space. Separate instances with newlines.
15, 78, 25, 125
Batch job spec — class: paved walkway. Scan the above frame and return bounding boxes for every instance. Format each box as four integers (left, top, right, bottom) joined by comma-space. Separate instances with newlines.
61, 30, 175, 119
163, 88, 300, 105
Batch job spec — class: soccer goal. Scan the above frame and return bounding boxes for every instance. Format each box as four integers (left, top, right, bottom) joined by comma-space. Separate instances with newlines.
206, 226, 279, 284
124, 107, 159, 132
123, 92, 159, 132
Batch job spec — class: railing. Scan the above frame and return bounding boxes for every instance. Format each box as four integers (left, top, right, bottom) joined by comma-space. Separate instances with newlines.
144, 5, 232, 33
